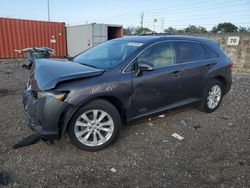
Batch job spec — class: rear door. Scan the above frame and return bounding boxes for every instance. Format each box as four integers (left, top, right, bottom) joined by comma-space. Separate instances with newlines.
175, 40, 216, 100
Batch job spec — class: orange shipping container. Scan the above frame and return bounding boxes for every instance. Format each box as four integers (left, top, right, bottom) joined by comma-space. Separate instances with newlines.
0, 18, 67, 58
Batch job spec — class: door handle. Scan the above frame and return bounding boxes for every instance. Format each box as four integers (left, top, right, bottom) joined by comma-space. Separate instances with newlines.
171, 70, 182, 78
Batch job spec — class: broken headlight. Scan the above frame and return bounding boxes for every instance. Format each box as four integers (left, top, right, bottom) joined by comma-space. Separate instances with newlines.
37, 91, 67, 101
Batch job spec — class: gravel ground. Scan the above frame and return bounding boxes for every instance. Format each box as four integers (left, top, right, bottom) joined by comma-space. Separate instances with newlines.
0, 60, 249, 188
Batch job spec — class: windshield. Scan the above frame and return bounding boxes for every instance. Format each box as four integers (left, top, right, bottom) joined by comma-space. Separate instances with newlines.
73, 40, 143, 69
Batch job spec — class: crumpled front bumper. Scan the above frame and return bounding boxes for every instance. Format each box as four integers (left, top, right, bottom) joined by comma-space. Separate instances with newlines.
23, 89, 70, 140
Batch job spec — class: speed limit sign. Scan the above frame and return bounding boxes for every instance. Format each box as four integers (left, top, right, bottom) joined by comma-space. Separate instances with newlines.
227, 36, 240, 46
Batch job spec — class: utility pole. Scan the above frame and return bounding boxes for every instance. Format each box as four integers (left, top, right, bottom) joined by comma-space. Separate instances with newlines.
153, 18, 157, 35
140, 12, 144, 28
161, 18, 164, 33
47, 0, 50, 21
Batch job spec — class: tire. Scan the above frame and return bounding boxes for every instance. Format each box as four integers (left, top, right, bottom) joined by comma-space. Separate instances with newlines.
200, 79, 224, 113
67, 99, 121, 151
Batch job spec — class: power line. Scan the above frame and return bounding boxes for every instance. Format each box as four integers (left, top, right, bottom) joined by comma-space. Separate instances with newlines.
98, 0, 249, 21
141, 14, 250, 23
101, 2, 250, 23
84, 0, 250, 30
137, 1, 250, 17
99, 0, 245, 19
119, 14, 250, 27
99, 7, 250, 29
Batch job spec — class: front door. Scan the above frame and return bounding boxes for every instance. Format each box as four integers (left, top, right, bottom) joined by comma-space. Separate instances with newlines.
132, 41, 182, 117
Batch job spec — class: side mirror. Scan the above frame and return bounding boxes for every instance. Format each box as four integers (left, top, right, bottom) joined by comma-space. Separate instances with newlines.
135, 61, 154, 76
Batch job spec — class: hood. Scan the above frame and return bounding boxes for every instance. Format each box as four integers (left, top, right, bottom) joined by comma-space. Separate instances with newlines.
30, 59, 104, 91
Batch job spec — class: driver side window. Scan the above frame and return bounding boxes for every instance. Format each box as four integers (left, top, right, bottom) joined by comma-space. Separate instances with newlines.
138, 42, 176, 68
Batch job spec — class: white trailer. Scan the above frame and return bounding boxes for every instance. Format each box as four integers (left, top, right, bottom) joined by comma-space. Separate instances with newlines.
66, 23, 123, 56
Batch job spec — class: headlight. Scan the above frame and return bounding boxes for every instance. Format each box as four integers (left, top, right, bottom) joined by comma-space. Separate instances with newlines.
37, 91, 67, 101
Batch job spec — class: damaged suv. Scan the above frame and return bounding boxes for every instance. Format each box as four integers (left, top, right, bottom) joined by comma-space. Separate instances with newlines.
23, 36, 232, 151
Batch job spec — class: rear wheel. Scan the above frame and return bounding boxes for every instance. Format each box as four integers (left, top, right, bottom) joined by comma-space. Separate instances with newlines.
200, 79, 224, 113
67, 99, 121, 151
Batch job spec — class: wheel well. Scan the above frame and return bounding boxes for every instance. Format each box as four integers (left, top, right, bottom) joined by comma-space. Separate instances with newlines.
60, 96, 127, 136
92, 96, 127, 124
214, 76, 227, 93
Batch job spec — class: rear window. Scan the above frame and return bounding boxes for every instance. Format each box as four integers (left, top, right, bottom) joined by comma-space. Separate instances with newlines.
204, 46, 219, 59
176, 41, 205, 63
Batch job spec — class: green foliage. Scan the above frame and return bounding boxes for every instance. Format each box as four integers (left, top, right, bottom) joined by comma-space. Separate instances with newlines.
184, 25, 208, 33
238, 26, 250, 32
125, 22, 249, 35
211, 22, 238, 33
164, 27, 177, 34
164, 25, 207, 34
124, 26, 152, 35
164, 27, 184, 34
123, 26, 137, 35
135, 27, 152, 34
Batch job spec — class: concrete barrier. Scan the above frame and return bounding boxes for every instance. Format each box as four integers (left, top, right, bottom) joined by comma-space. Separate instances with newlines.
191, 33, 250, 73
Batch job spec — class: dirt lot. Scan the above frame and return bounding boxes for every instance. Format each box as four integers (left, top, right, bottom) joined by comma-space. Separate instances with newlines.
0, 60, 249, 188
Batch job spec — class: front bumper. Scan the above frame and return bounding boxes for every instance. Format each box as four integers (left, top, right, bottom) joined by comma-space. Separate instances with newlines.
23, 89, 69, 140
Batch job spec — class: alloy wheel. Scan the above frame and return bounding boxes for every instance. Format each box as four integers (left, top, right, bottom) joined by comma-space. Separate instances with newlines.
207, 85, 222, 109
74, 109, 114, 147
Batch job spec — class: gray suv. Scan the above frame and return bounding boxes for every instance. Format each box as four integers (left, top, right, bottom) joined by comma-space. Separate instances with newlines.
23, 36, 232, 150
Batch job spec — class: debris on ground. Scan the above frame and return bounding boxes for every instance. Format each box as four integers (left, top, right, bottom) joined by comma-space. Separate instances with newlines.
148, 122, 154, 126
4, 70, 13, 74
159, 114, 165, 118
180, 120, 188, 127
13, 134, 41, 149
217, 116, 229, 120
171, 133, 184, 140
110, 168, 116, 173
193, 125, 201, 130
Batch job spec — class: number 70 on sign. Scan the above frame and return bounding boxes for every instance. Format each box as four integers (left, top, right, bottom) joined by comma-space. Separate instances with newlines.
227, 36, 240, 46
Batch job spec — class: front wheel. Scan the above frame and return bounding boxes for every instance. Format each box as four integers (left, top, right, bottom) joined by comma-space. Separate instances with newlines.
67, 99, 121, 151
200, 79, 224, 113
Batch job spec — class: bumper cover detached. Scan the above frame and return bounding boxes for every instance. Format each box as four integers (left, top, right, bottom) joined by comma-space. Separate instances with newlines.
23, 90, 69, 140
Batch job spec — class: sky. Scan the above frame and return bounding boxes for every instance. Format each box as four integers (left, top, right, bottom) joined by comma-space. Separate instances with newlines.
0, 0, 250, 32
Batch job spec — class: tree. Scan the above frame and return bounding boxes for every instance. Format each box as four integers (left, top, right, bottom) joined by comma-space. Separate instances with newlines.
238, 26, 250, 32
164, 27, 185, 34
135, 27, 152, 34
164, 27, 177, 34
123, 26, 137, 35
212, 22, 238, 33
164, 25, 207, 34
184, 25, 208, 33
124, 26, 152, 35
